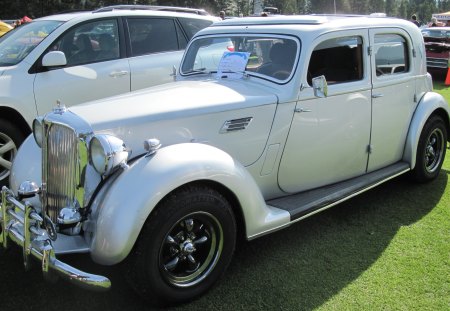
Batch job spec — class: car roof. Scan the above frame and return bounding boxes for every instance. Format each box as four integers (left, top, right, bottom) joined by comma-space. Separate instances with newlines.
197, 14, 421, 40
210, 14, 411, 27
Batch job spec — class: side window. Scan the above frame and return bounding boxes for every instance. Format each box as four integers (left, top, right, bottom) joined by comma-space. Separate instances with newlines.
308, 36, 363, 85
52, 19, 119, 66
374, 34, 408, 76
128, 18, 179, 57
178, 18, 213, 40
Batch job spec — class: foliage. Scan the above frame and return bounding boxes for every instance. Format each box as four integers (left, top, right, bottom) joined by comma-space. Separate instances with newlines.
2, 0, 450, 23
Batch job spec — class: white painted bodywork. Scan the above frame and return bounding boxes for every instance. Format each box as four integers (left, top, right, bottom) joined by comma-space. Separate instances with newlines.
0, 10, 217, 129
9, 15, 450, 265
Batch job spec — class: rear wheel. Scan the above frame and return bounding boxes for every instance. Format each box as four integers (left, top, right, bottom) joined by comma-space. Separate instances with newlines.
0, 119, 26, 187
410, 115, 447, 182
124, 184, 236, 306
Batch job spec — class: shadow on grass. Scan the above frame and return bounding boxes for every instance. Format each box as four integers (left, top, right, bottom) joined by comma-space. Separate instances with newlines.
0, 170, 447, 311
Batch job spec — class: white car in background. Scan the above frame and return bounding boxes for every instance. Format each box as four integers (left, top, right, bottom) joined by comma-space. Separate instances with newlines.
0, 6, 217, 185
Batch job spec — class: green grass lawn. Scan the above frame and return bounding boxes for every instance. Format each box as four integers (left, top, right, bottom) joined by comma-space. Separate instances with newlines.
0, 83, 449, 311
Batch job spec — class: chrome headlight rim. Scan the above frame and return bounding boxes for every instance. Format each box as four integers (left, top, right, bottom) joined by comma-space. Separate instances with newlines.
89, 134, 129, 177
32, 117, 44, 148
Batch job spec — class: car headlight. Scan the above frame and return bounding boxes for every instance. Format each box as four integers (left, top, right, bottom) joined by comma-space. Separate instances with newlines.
89, 134, 130, 176
32, 117, 44, 148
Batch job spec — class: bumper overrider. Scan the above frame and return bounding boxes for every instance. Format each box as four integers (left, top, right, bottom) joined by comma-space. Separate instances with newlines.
0, 186, 111, 291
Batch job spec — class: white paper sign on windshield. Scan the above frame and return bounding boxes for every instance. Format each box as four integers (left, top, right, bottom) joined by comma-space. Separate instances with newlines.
216, 51, 250, 79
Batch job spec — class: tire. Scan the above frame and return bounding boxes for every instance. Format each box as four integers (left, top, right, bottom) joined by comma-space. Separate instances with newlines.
123, 184, 236, 306
410, 115, 447, 182
0, 119, 26, 187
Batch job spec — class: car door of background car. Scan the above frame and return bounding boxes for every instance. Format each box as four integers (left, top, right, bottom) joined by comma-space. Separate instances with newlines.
367, 29, 417, 172
33, 18, 130, 114
126, 17, 188, 91
278, 30, 372, 193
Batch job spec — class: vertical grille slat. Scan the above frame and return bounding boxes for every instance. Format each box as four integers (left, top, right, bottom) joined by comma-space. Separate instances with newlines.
43, 124, 78, 223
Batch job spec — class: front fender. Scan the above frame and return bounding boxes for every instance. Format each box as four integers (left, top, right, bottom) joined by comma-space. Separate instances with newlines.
89, 143, 287, 266
403, 91, 450, 168
9, 135, 41, 200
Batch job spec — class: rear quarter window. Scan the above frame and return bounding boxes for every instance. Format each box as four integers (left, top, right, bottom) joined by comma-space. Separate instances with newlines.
374, 34, 409, 76
178, 18, 213, 39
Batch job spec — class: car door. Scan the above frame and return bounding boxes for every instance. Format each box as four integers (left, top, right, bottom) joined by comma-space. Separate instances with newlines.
33, 18, 130, 114
278, 31, 372, 193
126, 17, 186, 91
367, 29, 417, 172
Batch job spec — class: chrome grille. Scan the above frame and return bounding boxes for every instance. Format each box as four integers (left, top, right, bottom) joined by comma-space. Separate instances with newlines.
43, 124, 78, 223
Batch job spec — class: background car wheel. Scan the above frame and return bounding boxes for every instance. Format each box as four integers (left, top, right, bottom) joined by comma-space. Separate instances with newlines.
123, 184, 236, 306
410, 115, 447, 182
0, 119, 26, 187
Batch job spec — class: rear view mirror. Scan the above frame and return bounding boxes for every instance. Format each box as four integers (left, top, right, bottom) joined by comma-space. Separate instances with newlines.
312, 75, 328, 98
42, 51, 67, 67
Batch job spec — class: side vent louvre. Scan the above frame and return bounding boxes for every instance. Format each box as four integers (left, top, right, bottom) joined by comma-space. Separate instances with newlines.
220, 117, 253, 133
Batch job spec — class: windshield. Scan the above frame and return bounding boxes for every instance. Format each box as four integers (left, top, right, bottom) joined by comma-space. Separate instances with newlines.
0, 20, 63, 66
181, 35, 298, 81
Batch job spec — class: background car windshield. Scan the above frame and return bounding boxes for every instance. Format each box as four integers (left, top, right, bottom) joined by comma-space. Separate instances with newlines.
421, 29, 450, 38
0, 20, 62, 66
181, 35, 298, 81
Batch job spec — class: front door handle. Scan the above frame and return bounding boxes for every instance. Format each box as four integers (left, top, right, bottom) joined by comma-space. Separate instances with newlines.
109, 71, 129, 78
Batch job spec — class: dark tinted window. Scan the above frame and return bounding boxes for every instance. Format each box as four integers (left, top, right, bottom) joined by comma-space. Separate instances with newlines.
178, 18, 213, 39
52, 19, 119, 66
308, 36, 363, 85
175, 22, 188, 49
128, 18, 179, 56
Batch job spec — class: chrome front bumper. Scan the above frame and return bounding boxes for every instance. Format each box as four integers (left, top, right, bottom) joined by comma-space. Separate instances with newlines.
0, 186, 111, 291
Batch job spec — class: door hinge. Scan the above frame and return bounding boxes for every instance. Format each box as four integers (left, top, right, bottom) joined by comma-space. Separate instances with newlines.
367, 46, 372, 56
367, 145, 373, 154
412, 48, 416, 58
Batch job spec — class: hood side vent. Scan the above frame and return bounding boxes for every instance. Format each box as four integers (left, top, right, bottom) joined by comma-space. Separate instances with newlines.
220, 117, 253, 133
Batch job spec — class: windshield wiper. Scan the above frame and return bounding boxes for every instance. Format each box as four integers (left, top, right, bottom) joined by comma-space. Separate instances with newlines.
218, 70, 250, 79
183, 68, 213, 75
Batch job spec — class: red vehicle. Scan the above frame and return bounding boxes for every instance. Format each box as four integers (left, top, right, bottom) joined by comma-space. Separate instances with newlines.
421, 27, 450, 73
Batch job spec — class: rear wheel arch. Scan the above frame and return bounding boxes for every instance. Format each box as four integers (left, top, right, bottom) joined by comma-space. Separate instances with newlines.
430, 108, 450, 143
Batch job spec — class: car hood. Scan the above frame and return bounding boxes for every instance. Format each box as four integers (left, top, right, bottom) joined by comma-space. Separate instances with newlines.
70, 79, 279, 166
72, 79, 277, 127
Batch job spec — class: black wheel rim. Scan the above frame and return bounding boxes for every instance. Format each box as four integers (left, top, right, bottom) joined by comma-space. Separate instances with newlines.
424, 128, 445, 174
0, 132, 17, 182
159, 211, 223, 287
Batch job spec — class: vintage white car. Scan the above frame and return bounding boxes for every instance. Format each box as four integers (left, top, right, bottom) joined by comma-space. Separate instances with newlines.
1, 15, 449, 305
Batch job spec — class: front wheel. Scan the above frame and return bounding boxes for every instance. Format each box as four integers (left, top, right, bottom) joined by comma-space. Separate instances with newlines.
410, 115, 447, 182
124, 184, 236, 305
0, 119, 26, 187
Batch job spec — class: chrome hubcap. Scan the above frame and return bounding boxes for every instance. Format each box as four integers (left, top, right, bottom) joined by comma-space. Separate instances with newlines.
425, 128, 444, 174
0, 132, 17, 182
160, 212, 223, 287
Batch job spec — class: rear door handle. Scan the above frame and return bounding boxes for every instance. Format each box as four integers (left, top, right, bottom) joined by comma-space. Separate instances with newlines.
372, 93, 383, 98
295, 107, 312, 113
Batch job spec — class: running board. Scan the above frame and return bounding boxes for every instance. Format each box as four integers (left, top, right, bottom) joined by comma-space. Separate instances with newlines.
268, 162, 410, 221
